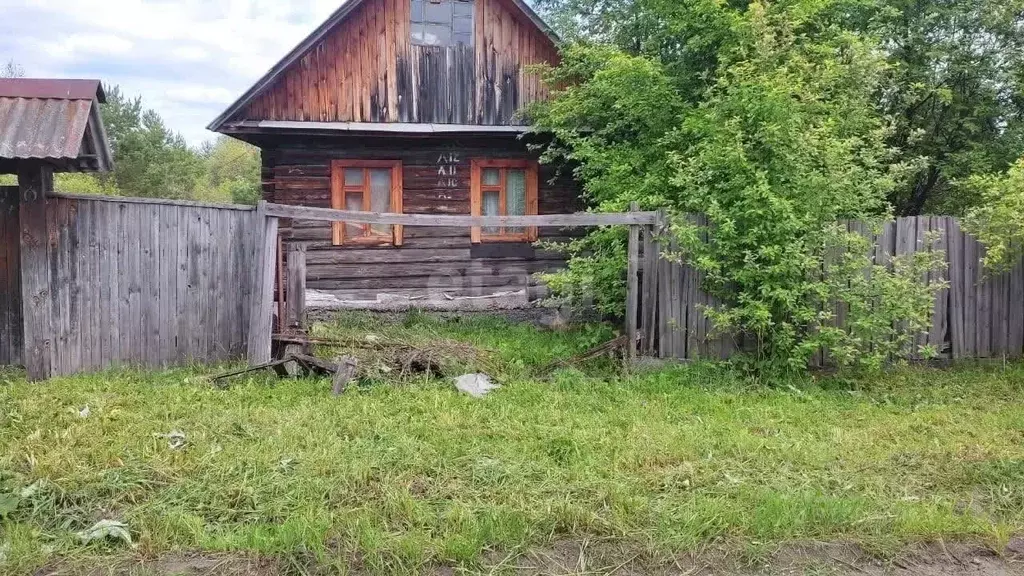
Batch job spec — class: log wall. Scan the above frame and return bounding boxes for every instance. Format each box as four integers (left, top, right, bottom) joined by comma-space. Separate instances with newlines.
261, 135, 582, 302
238, 0, 558, 125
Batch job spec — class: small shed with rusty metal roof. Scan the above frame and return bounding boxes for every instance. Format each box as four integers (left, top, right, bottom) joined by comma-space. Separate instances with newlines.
0, 78, 113, 174
0, 78, 114, 369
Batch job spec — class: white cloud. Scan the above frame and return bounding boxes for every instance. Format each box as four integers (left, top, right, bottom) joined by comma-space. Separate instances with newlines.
0, 0, 344, 145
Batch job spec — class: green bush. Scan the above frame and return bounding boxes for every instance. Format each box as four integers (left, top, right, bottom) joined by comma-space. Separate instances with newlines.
531, 0, 944, 373
964, 158, 1024, 273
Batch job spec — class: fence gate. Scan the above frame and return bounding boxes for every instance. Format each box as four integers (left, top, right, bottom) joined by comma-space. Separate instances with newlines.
0, 186, 21, 366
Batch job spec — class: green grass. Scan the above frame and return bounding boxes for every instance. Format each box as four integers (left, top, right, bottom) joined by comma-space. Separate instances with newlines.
1, 312, 1023, 574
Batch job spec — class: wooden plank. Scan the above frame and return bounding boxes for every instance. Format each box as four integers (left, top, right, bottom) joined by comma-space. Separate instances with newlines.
625, 203, 641, 361
0, 187, 22, 366
976, 240, 992, 358
127, 203, 143, 365
49, 192, 255, 211
264, 202, 660, 227
107, 203, 122, 367
1009, 254, 1024, 357
947, 219, 965, 359
18, 166, 53, 380
286, 243, 308, 332
641, 224, 658, 356
248, 202, 279, 364
656, 211, 670, 358
78, 200, 94, 371
963, 230, 979, 358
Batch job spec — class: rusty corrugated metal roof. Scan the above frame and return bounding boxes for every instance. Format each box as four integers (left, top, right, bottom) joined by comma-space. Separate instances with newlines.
0, 79, 106, 102
0, 79, 112, 172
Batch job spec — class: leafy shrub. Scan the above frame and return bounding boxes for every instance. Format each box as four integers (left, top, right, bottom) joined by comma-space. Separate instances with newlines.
963, 158, 1024, 273
532, 1, 944, 373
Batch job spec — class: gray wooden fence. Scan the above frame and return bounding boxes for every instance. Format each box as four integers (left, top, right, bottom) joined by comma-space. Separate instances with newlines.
15, 193, 260, 379
0, 186, 22, 366
640, 216, 1024, 361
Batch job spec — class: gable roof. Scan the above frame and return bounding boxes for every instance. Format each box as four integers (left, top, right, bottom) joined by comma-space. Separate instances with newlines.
208, 0, 559, 133
0, 78, 113, 173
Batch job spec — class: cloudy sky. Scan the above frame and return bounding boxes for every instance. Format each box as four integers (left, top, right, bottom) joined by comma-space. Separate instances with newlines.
0, 0, 345, 145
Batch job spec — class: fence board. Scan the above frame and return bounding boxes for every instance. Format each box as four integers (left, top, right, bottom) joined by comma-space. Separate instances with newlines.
12, 196, 259, 379
646, 215, 1024, 364
0, 187, 22, 367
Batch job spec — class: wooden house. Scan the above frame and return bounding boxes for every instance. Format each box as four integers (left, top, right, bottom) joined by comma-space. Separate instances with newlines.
209, 0, 582, 310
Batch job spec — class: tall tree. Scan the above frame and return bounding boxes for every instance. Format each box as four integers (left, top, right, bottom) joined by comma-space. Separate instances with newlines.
1, 59, 24, 78
197, 136, 262, 205
538, 0, 1024, 216
867, 0, 1024, 215
98, 85, 205, 200
531, 0, 941, 372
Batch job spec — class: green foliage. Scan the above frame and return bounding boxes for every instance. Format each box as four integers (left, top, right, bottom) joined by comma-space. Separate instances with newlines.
52, 173, 122, 196
98, 85, 207, 200
532, 0, 944, 372
536, 0, 1024, 217
964, 157, 1024, 272
196, 136, 262, 205
861, 0, 1024, 215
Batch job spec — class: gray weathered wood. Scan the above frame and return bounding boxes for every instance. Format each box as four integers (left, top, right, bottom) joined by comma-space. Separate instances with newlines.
264, 202, 660, 227
18, 166, 54, 380
11, 193, 260, 378
285, 243, 308, 332
0, 186, 23, 367
332, 356, 359, 395
625, 203, 641, 361
248, 201, 280, 365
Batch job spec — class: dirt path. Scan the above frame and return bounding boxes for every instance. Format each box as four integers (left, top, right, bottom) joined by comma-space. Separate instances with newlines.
35, 538, 1024, 575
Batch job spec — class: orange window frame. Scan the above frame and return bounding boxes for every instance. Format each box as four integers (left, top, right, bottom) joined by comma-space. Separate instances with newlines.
330, 160, 404, 247
470, 159, 539, 243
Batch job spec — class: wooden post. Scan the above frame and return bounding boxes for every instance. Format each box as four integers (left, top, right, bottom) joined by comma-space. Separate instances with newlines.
640, 219, 660, 357
285, 243, 308, 333
625, 202, 641, 361
247, 201, 279, 365
18, 164, 54, 381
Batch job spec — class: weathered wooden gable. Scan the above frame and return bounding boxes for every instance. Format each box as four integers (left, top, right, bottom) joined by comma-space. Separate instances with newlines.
234, 0, 558, 126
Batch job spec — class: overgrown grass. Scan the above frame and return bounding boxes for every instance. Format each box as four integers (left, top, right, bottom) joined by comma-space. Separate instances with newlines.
1, 313, 1023, 574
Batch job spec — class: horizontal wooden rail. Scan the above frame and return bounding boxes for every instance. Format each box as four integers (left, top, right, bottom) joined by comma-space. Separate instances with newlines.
263, 202, 660, 227
49, 192, 257, 211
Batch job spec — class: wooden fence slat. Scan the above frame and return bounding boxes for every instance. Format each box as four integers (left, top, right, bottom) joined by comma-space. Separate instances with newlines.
640, 224, 657, 356
625, 204, 641, 361
248, 202, 280, 365
286, 244, 308, 332
947, 218, 965, 359
1009, 255, 1024, 357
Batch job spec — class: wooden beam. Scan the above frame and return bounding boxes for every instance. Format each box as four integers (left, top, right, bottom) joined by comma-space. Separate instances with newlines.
247, 202, 280, 365
285, 243, 308, 332
263, 203, 660, 227
18, 164, 54, 381
625, 202, 640, 361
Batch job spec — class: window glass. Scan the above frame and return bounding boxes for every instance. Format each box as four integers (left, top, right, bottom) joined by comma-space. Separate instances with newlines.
482, 168, 501, 186
417, 24, 451, 46
369, 169, 392, 236
345, 193, 364, 238
411, 0, 473, 47
344, 168, 363, 186
506, 169, 527, 234
482, 191, 501, 234
423, 1, 452, 23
